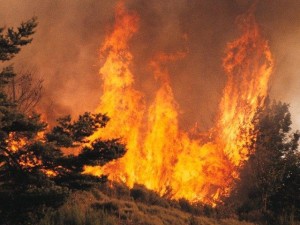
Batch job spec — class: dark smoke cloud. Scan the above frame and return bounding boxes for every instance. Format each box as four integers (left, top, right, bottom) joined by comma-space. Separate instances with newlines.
0, 0, 299, 129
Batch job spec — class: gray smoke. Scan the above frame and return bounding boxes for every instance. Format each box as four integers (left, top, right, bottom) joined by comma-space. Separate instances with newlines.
0, 0, 299, 130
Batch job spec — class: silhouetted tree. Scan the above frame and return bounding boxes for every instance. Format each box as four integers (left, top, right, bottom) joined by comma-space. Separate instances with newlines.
0, 19, 126, 225
225, 99, 300, 225
6, 69, 43, 114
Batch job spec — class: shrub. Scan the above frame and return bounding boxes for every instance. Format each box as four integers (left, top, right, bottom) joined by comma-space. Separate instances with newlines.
91, 201, 119, 213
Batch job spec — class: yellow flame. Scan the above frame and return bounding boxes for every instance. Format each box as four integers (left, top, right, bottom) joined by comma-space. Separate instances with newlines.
87, 2, 274, 205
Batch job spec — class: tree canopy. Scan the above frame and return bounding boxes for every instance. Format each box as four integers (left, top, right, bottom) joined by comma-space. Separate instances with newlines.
1, 16, 299, 225
0, 19, 126, 225
223, 98, 300, 225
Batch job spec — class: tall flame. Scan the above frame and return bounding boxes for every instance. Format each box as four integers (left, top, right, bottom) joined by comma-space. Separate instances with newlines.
86, 2, 274, 204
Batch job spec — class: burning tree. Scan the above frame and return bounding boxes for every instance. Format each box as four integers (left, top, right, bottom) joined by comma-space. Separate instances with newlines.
223, 99, 300, 224
0, 19, 126, 225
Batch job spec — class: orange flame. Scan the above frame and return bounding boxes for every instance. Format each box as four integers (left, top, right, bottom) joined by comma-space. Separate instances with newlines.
6, 133, 27, 152
5, 131, 53, 173
86, 2, 274, 205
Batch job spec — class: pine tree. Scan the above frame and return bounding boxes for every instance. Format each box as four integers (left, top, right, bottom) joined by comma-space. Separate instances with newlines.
0, 19, 126, 225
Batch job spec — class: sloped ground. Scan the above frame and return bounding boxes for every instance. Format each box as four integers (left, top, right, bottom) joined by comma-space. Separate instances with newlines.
39, 183, 254, 225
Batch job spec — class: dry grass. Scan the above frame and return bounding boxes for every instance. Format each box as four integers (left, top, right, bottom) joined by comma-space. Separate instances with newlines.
39, 186, 255, 225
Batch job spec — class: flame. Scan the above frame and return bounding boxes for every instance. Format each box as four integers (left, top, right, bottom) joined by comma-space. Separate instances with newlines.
219, 11, 274, 167
6, 132, 27, 152
86, 2, 273, 204
5, 132, 51, 172
88, 1, 145, 186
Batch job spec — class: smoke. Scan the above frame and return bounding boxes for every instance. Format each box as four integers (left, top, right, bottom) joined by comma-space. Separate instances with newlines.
0, 0, 299, 129
256, 0, 300, 130
0, 0, 118, 123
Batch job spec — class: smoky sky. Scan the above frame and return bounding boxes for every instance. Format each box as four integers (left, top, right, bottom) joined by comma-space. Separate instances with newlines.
0, 0, 300, 130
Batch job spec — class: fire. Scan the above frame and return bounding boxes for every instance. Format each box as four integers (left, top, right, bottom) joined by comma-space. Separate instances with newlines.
5, 131, 50, 172
86, 2, 274, 204
6, 132, 27, 152
219, 8, 274, 167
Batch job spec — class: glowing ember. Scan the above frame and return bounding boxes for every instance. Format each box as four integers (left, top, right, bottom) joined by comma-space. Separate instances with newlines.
6, 133, 27, 152
86, 2, 273, 204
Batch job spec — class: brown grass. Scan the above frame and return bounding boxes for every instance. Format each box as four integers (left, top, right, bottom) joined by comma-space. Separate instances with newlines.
39, 185, 255, 225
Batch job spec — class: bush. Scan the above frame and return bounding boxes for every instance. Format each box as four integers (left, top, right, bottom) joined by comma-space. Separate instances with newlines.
91, 201, 119, 213
130, 184, 170, 208
39, 204, 118, 225
189, 216, 200, 225
131, 185, 149, 202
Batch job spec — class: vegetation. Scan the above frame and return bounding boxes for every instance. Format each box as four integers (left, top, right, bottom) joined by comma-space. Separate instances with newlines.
0, 19, 126, 225
222, 99, 300, 225
39, 183, 254, 225
0, 17, 299, 225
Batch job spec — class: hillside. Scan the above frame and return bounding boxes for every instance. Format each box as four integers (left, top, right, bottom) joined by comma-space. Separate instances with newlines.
39, 183, 254, 225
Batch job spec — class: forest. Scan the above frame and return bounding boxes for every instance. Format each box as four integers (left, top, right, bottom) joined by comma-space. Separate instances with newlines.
1, 3, 300, 225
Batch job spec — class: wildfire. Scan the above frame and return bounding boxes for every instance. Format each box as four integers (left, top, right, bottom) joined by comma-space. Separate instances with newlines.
6, 133, 27, 152
86, 1, 274, 204
5, 131, 51, 172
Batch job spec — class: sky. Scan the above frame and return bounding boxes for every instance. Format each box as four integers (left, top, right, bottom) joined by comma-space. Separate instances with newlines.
0, 0, 300, 130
